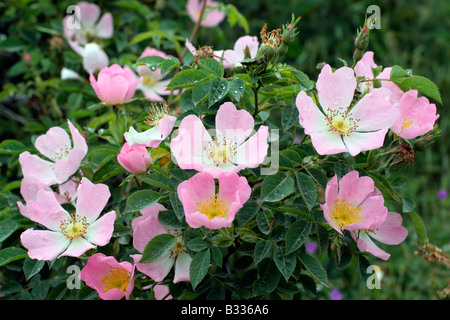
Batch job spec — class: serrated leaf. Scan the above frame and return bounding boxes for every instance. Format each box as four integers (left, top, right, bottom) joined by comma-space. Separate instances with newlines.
186, 238, 211, 252
256, 210, 272, 234
141, 233, 177, 264
170, 192, 185, 221
190, 249, 211, 290
166, 69, 211, 91
0, 219, 20, 242
261, 172, 294, 202
124, 189, 161, 213
291, 69, 314, 90
236, 199, 260, 226
253, 259, 281, 296
297, 253, 328, 287
160, 57, 180, 76
408, 211, 428, 245
208, 77, 229, 107
158, 210, 186, 229
0, 247, 27, 266
400, 75, 442, 104
141, 172, 174, 191
192, 80, 211, 106
295, 172, 317, 211
281, 105, 299, 131
228, 77, 245, 101
254, 240, 272, 264
23, 258, 46, 281
274, 247, 296, 281
136, 55, 165, 70
285, 219, 312, 254
197, 58, 223, 77
180, 88, 196, 111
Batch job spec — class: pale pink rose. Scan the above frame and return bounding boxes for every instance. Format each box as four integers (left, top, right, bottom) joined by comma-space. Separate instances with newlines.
321, 171, 388, 235
296, 64, 400, 156
20, 177, 116, 261
186, 0, 225, 27
352, 212, 408, 260
135, 47, 176, 101
177, 171, 251, 230
81, 42, 109, 73
390, 89, 439, 140
354, 51, 404, 104
89, 64, 142, 105
79, 253, 135, 300
170, 102, 269, 178
153, 284, 172, 300
124, 114, 176, 148
117, 142, 151, 174
130, 204, 192, 283
18, 120, 88, 185
214, 36, 259, 69
63, 1, 113, 55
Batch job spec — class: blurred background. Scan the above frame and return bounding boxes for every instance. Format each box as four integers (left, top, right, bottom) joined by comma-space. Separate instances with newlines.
0, 0, 448, 299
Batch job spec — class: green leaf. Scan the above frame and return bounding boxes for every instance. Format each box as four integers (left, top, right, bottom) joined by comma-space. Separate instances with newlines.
23, 257, 46, 281
261, 172, 294, 202
281, 105, 299, 131
236, 199, 260, 226
295, 172, 317, 211
228, 77, 245, 101
400, 75, 442, 104
192, 80, 211, 106
160, 57, 180, 76
170, 192, 185, 221
402, 196, 415, 213
186, 238, 211, 252
124, 190, 161, 213
367, 172, 398, 201
256, 210, 272, 235
136, 55, 165, 70
253, 259, 281, 296
0, 219, 20, 242
306, 168, 328, 189
358, 254, 371, 285
285, 219, 312, 254
190, 249, 211, 290
140, 233, 177, 264
166, 69, 212, 91
291, 69, 314, 90
158, 210, 186, 229
225, 4, 249, 33
197, 58, 223, 77
408, 211, 428, 245
389, 65, 408, 80
141, 172, 174, 191
208, 77, 229, 107
297, 253, 328, 287
254, 240, 272, 264
273, 247, 296, 281
0, 139, 26, 155
0, 247, 27, 266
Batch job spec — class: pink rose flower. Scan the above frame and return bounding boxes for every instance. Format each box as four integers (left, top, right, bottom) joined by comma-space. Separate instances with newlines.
18, 120, 88, 185
390, 89, 439, 140
214, 36, 259, 69
63, 1, 113, 55
79, 253, 135, 300
90, 64, 142, 105
153, 284, 172, 300
354, 51, 404, 104
296, 64, 400, 156
117, 142, 152, 174
186, 0, 225, 27
170, 102, 269, 178
321, 171, 388, 235
130, 204, 192, 283
124, 102, 176, 148
177, 171, 251, 229
352, 212, 408, 260
20, 177, 116, 260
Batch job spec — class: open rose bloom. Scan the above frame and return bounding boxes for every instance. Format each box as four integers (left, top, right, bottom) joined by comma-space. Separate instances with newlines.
130, 204, 192, 283
177, 171, 251, 229
19, 120, 88, 185
186, 0, 225, 27
80, 253, 135, 300
170, 102, 269, 178
20, 178, 116, 260
296, 64, 400, 156
321, 171, 407, 260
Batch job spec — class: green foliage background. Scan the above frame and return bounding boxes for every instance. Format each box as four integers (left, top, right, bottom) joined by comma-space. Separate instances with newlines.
0, 0, 448, 299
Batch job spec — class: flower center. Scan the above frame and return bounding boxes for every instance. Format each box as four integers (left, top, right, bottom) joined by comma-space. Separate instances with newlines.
326, 108, 359, 136
59, 214, 89, 241
53, 146, 71, 161
142, 74, 159, 87
169, 238, 187, 258
260, 23, 283, 47
402, 119, 414, 130
204, 136, 237, 165
101, 267, 131, 294
196, 194, 231, 220
144, 101, 170, 127
329, 199, 362, 229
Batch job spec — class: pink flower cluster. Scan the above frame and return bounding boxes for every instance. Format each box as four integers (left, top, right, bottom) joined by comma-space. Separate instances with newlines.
321, 171, 408, 260
296, 53, 439, 156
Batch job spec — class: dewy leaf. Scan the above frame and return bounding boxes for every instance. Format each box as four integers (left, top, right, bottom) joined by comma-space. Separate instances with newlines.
297, 253, 328, 287
254, 240, 272, 264
208, 77, 229, 107
160, 57, 180, 76
253, 259, 281, 296
166, 69, 212, 91
273, 247, 296, 281
197, 58, 223, 77
136, 55, 165, 70
140, 233, 177, 264
285, 219, 312, 254
23, 257, 46, 281
291, 69, 314, 90
192, 80, 212, 106
228, 77, 245, 101
124, 190, 161, 213
261, 172, 294, 202
281, 105, 299, 132
0, 247, 27, 266
190, 249, 211, 290
295, 172, 317, 211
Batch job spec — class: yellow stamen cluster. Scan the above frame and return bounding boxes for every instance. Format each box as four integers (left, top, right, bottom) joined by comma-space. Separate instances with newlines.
204, 136, 237, 165
329, 199, 362, 229
260, 23, 283, 47
402, 119, 414, 130
144, 101, 170, 127
59, 214, 89, 241
326, 108, 360, 137
101, 267, 131, 294
196, 194, 231, 220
